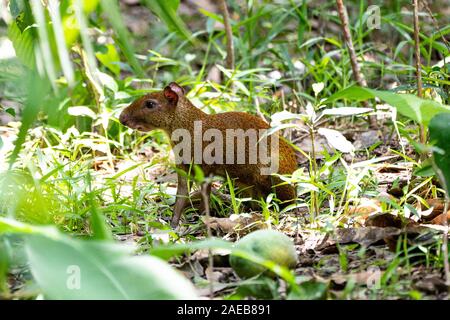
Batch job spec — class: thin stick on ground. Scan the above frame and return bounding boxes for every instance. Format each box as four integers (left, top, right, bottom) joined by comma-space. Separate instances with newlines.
335, 0, 376, 127
412, 0, 427, 145
218, 0, 235, 70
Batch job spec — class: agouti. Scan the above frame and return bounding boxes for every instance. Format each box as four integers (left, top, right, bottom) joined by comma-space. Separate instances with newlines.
119, 82, 297, 227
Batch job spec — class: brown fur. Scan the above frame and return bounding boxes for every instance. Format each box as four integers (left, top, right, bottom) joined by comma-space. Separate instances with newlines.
119, 82, 298, 227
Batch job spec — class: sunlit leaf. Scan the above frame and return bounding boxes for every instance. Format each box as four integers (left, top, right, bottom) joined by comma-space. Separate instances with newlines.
325, 86, 450, 125
318, 128, 354, 153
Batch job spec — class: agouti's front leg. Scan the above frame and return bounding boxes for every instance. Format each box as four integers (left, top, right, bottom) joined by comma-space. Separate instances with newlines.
171, 172, 189, 228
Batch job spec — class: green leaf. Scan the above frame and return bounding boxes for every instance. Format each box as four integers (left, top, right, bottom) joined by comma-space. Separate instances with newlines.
86, 173, 112, 241
7, 21, 36, 69
25, 235, 197, 299
95, 44, 121, 75
100, 0, 144, 77
0, 216, 59, 238
288, 279, 328, 300
324, 86, 450, 125
10, 0, 34, 31
67, 106, 97, 119
141, 0, 195, 44
95, 69, 119, 92
8, 72, 51, 167
429, 113, 450, 194
0, 217, 197, 299
63, 0, 100, 46
5, 108, 16, 117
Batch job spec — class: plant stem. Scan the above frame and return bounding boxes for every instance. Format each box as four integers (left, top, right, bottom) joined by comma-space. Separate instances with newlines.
309, 125, 319, 221
219, 0, 235, 70
412, 0, 427, 145
335, 0, 376, 127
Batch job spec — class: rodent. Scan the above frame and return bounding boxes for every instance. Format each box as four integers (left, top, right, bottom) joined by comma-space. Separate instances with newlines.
119, 82, 298, 227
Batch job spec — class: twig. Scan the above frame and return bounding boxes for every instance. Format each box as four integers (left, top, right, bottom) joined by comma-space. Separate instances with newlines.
335, 0, 376, 127
412, 0, 427, 145
420, 0, 450, 54
218, 0, 235, 70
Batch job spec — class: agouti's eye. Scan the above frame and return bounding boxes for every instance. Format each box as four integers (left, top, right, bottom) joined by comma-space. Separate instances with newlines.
144, 100, 155, 109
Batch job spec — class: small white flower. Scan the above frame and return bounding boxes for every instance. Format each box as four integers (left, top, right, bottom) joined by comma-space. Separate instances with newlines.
293, 60, 306, 74
268, 70, 282, 80
312, 82, 325, 96
185, 53, 196, 62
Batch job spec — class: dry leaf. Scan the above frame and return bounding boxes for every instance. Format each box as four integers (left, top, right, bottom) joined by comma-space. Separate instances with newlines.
316, 227, 401, 251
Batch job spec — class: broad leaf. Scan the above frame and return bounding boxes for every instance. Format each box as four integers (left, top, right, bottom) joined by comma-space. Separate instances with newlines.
429, 113, 450, 194
0, 217, 197, 299
325, 86, 450, 125
26, 235, 197, 299
318, 128, 354, 153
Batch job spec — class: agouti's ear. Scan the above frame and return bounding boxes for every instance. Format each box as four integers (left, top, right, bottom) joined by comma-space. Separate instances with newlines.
163, 86, 179, 105
168, 82, 185, 96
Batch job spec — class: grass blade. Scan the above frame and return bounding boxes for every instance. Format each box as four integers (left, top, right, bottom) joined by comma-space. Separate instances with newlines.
100, 0, 144, 77
141, 0, 195, 45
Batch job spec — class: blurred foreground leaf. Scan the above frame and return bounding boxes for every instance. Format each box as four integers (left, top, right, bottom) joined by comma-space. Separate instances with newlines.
0, 217, 197, 299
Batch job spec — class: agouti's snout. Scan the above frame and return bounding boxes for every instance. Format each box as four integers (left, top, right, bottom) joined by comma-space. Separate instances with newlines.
119, 111, 129, 127
119, 107, 148, 132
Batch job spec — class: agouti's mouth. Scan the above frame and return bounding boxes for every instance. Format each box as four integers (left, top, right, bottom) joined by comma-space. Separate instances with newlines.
121, 119, 152, 132
129, 123, 152, 132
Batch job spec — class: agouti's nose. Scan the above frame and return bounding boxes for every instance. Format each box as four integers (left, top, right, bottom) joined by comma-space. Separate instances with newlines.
119, 112, 129, 126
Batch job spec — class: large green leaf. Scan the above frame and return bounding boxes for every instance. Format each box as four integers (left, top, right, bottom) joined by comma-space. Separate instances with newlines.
7, 21, 35, 69
0, 217, 197, 299
26, 235, 197, 299
324, 86, 450, 126
429, 113, 450, 194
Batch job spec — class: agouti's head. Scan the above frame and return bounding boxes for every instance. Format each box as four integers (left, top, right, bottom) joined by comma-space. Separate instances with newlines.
119, 82, 185, 132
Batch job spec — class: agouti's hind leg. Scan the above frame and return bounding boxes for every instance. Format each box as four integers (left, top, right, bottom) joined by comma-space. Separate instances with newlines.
171, 173, 190, 228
